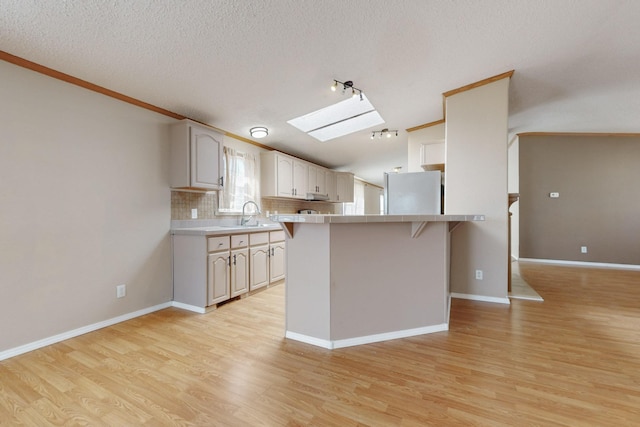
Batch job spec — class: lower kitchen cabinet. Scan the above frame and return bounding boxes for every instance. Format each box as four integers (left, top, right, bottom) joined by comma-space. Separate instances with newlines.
207, 250, 230, 305
269, 231, 286, 283
230, 235, 249, 297
249, 231, 286, 292
207, 234, 249, 305
172, 229, 285, 312
249, 244, 270, 291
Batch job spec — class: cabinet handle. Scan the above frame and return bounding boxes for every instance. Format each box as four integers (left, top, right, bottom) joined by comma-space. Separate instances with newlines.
219, 176, 224, 187
292, 188, 295, 196
233, 254, 236, 265
228, 256, 231, 266
271, 247, 274, 256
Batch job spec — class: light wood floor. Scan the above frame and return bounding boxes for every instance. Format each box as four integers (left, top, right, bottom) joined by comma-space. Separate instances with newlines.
2, 262, 640, 426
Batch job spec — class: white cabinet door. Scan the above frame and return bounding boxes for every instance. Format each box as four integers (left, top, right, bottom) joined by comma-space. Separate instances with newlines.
249, 245, 270, 291
316, 167, 327, 195
231, 248, 249, 297
191, 126, 223, 189
269, 242, 286, 283
276, 154, 294, 197
335, 172, 355, 203
308, 164, 319, 194
208, 251, 230, 305
170, 120, 223, 190
326, 170, 337, 202
292, 160, 308, 199
308, 165, 328, 195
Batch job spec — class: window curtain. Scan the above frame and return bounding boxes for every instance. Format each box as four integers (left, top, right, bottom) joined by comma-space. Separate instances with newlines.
218, 147, 259, 213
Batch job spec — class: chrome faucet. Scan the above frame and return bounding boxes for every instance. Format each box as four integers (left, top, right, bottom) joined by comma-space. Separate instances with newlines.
240, 201, 261, 226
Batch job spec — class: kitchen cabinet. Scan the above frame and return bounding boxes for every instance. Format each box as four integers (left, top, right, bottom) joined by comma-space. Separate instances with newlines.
261, 151, 308, 199
308, 164, 328, 196
172, 229, 284, 312
230, 235, 249, 298
420, 142, 445, 172
335, 172, 355, 203
207, 234, 249, 305
207, 250, 230, 305
250, 231, 285, 290
170, 119, 223, 190
206, 236, 231, 305
326, 171, 337, 202
249, 232, 270, 291
269, 230, 286, 283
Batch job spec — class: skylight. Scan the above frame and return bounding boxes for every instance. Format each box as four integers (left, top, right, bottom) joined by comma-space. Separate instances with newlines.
287, 94, 385, 142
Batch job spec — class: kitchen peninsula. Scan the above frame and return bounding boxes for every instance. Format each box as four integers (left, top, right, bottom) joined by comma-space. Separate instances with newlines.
272, 214, 484, 349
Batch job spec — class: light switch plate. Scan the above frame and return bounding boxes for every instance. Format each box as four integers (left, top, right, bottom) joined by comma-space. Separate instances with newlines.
191, 208, 198, 219
550, 192, 560, 198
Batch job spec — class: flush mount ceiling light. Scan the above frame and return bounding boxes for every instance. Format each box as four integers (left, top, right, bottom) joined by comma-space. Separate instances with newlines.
287, 92, 384, 142
331, 79, 363, 101
250, 127, 268, 138
371, 128, 399, 139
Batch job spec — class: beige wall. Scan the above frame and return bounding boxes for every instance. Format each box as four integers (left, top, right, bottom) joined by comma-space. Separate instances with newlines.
445, 78, 510, 300
0, 60, 174, 352
519, 135, 640, 265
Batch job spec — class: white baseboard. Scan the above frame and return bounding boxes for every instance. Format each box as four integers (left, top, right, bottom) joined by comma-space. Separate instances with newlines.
171, 301, 207, 313
450, 292, 511, 305
285, 331, 333, 349
0, 302, 172, 361
519, 258, 640, 270
285, 324, 449, 350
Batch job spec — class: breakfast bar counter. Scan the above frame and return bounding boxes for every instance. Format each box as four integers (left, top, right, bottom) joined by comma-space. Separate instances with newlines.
271, 214, 484, 349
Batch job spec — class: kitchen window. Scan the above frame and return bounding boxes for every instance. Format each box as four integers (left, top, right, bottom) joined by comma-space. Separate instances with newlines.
218, 147, 260, 213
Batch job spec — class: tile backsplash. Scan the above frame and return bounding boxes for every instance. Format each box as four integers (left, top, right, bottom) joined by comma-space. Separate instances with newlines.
171, 191, 340, 220
171, 191, 217, 220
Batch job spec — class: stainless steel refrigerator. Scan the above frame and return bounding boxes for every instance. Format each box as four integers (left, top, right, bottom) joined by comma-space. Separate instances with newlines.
384, 171, 442, 214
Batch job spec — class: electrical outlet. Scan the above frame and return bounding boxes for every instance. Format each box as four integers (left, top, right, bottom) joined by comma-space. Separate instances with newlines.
550, 192, 560, 198
581, 246, 588, 254
116, 284, 126, 298
191, 208, 198, 219
475, 270, 483, 280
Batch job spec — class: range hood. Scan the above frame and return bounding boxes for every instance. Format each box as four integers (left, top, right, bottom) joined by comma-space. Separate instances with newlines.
305, 192, 330, 201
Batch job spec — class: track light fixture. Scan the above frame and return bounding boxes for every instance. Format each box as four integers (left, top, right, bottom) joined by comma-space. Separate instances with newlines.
331, 79, 364, 101
370, 128, 399, 139
250, 127, 268, 138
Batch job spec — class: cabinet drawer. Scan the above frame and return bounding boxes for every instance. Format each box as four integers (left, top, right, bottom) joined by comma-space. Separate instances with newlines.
270, 230, 285, 243
207, 236, 229, 252
250, 232, 269, 246
231, 234, 249, 249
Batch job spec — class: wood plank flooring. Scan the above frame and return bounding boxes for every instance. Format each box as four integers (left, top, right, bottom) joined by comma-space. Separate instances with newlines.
2, 262, 640, 426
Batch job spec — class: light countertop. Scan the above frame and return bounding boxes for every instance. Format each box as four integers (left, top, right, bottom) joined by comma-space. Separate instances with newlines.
171, 223, 282, 236
270, 214, 484, 224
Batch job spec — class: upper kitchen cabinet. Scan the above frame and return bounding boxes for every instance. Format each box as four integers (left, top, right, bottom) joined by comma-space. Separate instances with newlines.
335, 172, 355, 203
308, 164, 328, 196
170, 119, 223, 190
261, 151, 308, 199
420, 142, 445, 172
326, 171, 337, 202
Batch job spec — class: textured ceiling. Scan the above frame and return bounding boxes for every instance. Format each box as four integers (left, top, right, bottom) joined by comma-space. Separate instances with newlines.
2, 0, 640, 184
